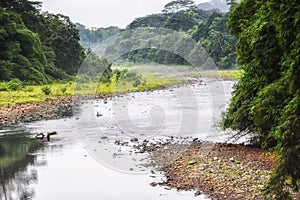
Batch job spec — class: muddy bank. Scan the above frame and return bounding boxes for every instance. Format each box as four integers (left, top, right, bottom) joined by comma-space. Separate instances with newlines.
0, 96, 74, 125
143, 141, 277, 200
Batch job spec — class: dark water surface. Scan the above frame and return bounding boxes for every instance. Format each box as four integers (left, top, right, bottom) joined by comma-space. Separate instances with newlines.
0, 80, 235, 200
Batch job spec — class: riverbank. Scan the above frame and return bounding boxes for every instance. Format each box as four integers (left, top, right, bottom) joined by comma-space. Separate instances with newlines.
0, 69, 241, 125
0, 95, 74, 125
145, 141, 277, 200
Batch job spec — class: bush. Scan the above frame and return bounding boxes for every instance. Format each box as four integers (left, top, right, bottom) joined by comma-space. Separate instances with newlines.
7, 78, 22, 91
60, 86, 67, 94
0, 82, 8, 91
23, 86, 34, 92
41, 86, 51, 95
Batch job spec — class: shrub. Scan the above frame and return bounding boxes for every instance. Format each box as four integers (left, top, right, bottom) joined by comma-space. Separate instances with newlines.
41, 86, 51, 95
7, 78, 22, 91
60, 86, 67, 94
24, 86, 34, 92
0, 82, 8, 91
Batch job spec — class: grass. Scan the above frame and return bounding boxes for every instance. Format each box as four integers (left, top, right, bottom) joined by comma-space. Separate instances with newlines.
0, 71, 180, 106
0, 66, 242, 106
185, 70, 243, 80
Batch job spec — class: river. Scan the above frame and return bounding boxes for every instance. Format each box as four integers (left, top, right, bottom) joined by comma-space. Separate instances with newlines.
0, 79, 235, 200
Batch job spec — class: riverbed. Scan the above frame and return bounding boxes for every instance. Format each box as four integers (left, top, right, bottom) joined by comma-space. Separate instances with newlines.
0, 79, 235, 200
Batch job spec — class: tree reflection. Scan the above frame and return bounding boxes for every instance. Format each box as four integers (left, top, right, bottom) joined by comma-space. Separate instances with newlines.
0, 133, 45, 200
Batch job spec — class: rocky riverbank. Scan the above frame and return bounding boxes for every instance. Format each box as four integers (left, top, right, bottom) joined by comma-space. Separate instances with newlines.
0, 96, 74, 125
112, 135, 278, 200
142, 140, 277, 200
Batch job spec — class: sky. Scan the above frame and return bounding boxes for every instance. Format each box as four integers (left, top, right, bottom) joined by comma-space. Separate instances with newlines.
39, 0, 209, 29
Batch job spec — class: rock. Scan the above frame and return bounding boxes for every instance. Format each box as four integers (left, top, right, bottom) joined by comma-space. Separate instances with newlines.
194, 191, 202, 196
96, 112, 103, 117
150, 182, 158, 187
188, 160, 197, 165
130, 137, 138, 142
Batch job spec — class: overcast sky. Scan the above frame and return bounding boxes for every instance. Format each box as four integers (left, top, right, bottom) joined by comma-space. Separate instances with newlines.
40, 0, 209, 28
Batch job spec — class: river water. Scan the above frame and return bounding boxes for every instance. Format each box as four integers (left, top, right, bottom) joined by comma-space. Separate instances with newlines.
0, 79, 235, 200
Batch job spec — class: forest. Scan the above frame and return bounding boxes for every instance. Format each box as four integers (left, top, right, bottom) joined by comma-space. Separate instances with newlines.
77, 1, 237, 69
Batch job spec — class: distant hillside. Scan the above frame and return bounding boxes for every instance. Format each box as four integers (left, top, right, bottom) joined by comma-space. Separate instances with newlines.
198, 0, 238, 13
76, 24, 123, 49
78, 1, 238, 69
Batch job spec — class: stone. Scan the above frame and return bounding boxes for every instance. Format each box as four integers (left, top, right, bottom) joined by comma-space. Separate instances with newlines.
150, 182, 158, 187
130, 137, 138, 142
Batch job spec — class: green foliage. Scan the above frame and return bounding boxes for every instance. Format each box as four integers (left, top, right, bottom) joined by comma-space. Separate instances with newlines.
60, 86, 67, 94
7, 78, 23, 91
226, 0, 238, 11
191, 12, 237, 69
0, 8, 49, 83
113, 69, 146, 88
41, 86, 51, 95
162, 0, 197, 14
0, 82, 8, 91
0, 0, 86, 83
223, 0, 300, 198
78, 6, 237, 69
23, 86, 34, 92
76, 24, 122, 49
78, 53, 113, 83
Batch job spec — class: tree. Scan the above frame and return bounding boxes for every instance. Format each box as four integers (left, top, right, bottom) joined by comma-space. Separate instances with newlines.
223, 0, 300, 198
0, 0, 86, 82
225, 0, 238, 11
162, 0, 196, 14
0, 8, 49, 83
42, 13, 85, 75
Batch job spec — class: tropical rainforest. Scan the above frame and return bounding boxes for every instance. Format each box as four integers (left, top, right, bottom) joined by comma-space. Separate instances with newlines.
1, 0, 300, 199
77, 1, 237, 69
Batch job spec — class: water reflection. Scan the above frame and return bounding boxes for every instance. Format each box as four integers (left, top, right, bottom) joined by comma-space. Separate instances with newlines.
0, 128, 45, 200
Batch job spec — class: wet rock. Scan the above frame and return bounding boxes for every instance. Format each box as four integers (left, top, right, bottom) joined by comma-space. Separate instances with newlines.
130, 137, 138, 142
150, 182, 158, 187
194, 191, 202, 196
96, 112, 103, 117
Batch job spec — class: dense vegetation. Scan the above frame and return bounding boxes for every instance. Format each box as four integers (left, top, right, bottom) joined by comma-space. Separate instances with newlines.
223, 0, 300, 199
78, 1, 237, 69
0, 0, 86, 84
76, 24, 122, 49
